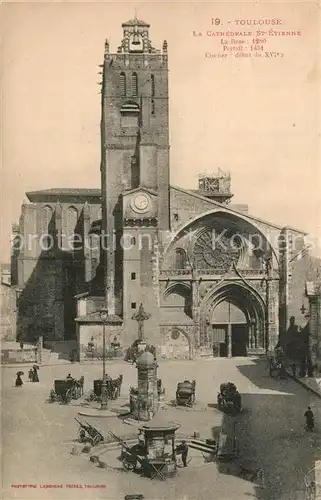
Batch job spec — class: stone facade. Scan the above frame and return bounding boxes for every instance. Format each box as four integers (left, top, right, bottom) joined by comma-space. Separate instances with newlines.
76, 315, 123, 362
0, 264, 17, 341
12, 190, 102, 343
306, 281, 321, 368
159, 326, 194, 359
1, 348, 37, 364
12, 18, 320, 360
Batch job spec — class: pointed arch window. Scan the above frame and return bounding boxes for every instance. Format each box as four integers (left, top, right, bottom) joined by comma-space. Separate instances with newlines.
89, 233, 100, 279
63, 206, 78, 251
150, 74, 155, 96
41, 205, 53, 250
42, 206, 53, 234
175, 248, 187, 269
120, 72, 126, 97
131, 72, 138, 97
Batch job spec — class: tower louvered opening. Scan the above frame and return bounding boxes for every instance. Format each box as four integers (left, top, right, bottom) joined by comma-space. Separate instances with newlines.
120, 72, 126, 96
131, 72, 138, 96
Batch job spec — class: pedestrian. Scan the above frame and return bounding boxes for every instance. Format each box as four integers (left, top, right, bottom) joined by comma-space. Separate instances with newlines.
180, 440, 188, 467
307, 357, 314, 378
291, 362, 297, 378
32, 366, 39, 382
304, 406, 315, 431
15, 372, 23, 387
20, 340, 24, 350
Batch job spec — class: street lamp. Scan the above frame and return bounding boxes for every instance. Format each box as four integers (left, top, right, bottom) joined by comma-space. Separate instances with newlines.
100, 308, 108, 410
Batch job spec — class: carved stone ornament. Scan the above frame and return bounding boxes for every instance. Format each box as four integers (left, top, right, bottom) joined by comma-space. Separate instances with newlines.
171, 328, 180, 340
193, 229, 241, 270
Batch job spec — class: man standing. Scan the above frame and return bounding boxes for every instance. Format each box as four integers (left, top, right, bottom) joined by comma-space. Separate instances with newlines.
304, 406, 315, 431
180, 440, 188, 467
307, 357, 314, 377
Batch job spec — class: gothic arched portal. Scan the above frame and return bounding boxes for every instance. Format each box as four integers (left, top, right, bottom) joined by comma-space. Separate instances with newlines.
200, 281, 266, 357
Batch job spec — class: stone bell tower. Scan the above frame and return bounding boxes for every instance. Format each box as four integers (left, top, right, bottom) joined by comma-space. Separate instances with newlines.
100, 17, 170, 318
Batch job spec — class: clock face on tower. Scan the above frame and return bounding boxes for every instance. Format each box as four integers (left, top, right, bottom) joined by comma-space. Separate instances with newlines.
131, 193, 150, 213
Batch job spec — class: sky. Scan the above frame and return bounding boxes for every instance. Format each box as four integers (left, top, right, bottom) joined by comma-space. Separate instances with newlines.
1, 0, 321, 261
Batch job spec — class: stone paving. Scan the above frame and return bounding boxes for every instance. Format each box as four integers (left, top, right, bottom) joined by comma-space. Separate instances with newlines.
292, 374, 321, 399
2, 357, 321, 500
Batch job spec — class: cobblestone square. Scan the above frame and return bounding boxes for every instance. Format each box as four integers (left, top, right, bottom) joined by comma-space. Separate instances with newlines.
2, 357, 321, 500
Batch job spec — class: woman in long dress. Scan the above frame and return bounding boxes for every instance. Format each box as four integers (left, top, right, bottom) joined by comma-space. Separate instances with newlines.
15, 373, 23, 387
32, 367, 39, 382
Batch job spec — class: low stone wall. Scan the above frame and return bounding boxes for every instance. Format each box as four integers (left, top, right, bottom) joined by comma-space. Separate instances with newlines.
1, 348, 36, 364
81, 348, 125, 362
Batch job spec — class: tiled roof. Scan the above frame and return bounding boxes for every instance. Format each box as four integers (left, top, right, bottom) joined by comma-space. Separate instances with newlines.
139, 412, 180, 432
26, 188, 102, 203
26, 188, 101, 196
171, 186, 307, 234
122, 18, 150, 27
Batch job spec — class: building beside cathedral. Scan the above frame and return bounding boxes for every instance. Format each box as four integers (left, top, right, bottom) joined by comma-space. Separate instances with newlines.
12, 18, 320, 360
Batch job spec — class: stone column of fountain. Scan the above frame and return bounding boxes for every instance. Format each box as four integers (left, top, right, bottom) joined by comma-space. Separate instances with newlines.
131, 351, 159, 422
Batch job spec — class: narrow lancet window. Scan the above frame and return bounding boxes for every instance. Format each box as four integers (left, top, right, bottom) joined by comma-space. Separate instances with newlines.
151, 74, 155, 96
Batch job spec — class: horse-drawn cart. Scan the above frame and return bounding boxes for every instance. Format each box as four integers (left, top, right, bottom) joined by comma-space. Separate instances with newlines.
49, 377, 83, 404
176, 380, 196, 406
87, 375, 123, 402
109, 430, 174, 480
75, 418, 104, 446
217, 382, 242, 413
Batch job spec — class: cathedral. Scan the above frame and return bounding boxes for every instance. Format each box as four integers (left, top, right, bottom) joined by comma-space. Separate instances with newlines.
12, 18, 319, 360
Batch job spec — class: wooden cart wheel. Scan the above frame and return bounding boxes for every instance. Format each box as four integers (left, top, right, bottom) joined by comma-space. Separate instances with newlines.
78, 429, 86, 443
123, 460, 136, 471
49, 390, 56, 402
92, 434, 102, 446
